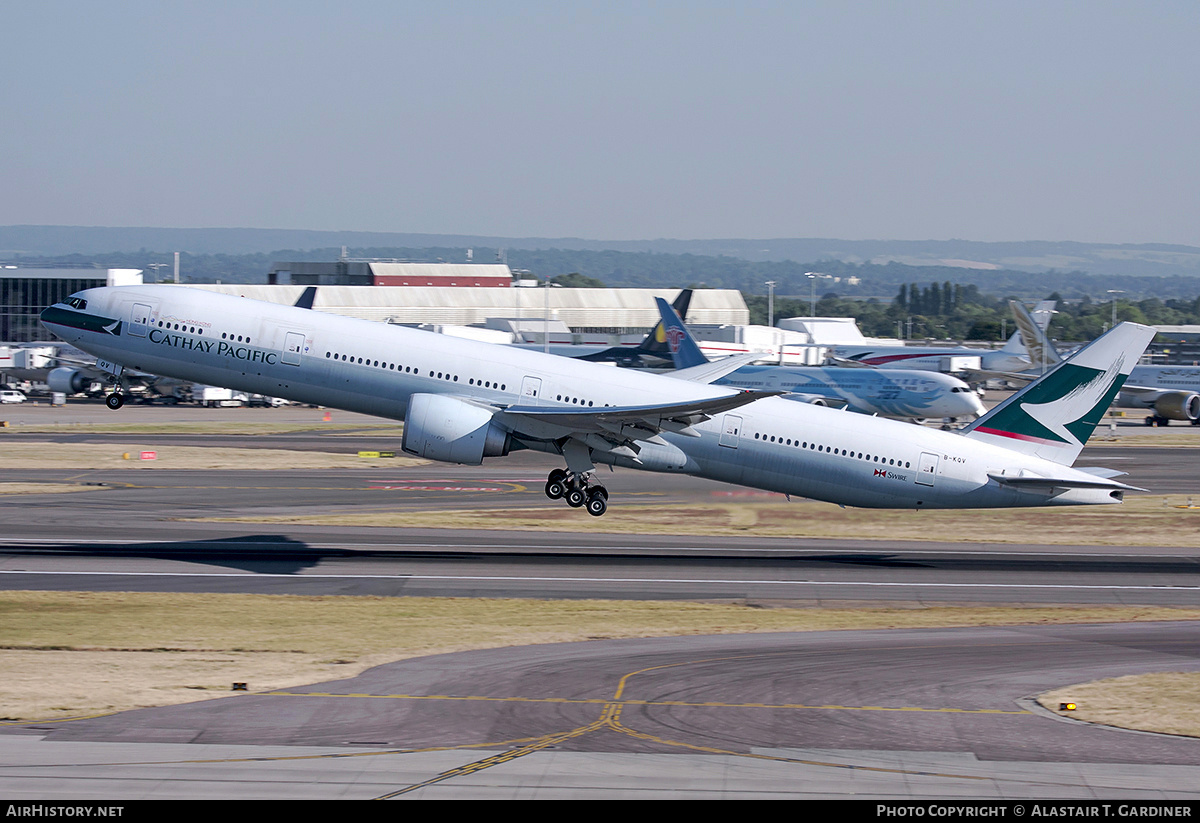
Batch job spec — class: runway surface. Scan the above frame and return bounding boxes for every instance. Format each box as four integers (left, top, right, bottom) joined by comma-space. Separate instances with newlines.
1, 445, 1198, 605
4, 623, 1200, 798
2, 403, 1199, 797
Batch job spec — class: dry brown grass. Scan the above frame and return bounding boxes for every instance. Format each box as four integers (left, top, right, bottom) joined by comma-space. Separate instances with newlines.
1039, 673, 1200, 737
200, 494, 1200, 546
1, 421, 402, 436
0, 441, 423, 470
2, 591, 1199, 723
0, 483, 104, 495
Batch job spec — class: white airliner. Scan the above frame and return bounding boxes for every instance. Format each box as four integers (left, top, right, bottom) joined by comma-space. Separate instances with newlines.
654, 298, 985, 421
1008, 300, 1200, 426
40, 285, 1154, 516
832, 301, 1058, 373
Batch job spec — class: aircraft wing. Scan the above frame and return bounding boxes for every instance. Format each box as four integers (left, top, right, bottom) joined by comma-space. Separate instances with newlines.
1119, 384, 1170, 396
960, 367, 1040, 384
502, 389, 778, 433
826, 355, 877, 369
664, 353, 763, 384
499, 389, 780, 456
779, 392, 850, 409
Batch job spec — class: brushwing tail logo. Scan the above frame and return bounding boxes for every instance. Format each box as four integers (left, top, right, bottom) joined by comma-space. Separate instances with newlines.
977, 355, 1128, 447
1020, 354, 1125, 446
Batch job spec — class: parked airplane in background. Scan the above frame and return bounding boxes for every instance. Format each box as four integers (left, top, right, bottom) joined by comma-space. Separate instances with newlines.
509, 290, 693, 367
654, 298, 985, 421
1009, 300, 1200, 426
41, 285, 1153, 516
832, 301, 1058, 373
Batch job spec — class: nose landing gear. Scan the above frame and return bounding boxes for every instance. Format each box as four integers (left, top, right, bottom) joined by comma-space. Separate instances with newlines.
544, 468, 608, 516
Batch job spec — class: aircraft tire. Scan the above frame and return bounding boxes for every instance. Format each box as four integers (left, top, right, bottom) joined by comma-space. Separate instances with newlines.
545, 478, 566, 500
565, 487, 586, 508
105, 393, 124, 410
585, 490, 608, 517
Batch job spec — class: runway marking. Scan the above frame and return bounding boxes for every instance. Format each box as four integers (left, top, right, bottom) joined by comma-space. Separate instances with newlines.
2, 569, 1194, 593
373, 653, 1012, 797
367, 486, 506, 491
8, 649, 1166, 798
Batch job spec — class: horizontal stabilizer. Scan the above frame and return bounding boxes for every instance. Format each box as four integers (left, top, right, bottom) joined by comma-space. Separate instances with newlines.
987, 472, 1145, 492
1075, 466, 1128, 479
826, 355, 877, 369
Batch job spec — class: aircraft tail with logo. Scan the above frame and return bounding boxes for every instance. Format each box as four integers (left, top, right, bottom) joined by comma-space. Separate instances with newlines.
656, 297, 710, 369
962, 322, 1155, 465
576, 289, 695, 365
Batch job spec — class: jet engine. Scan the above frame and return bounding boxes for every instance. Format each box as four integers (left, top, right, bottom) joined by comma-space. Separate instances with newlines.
1153, 391, 1200, 421
47, 367, 96, 395
781, 393, 828, 406
401, 393, 512, 464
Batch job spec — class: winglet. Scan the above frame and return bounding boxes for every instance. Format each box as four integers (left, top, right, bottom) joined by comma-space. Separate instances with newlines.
962, 322, 1156, 466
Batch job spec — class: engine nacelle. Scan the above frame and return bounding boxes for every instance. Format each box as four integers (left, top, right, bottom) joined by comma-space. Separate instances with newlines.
47, 367, 92, 395
780, 392, 828, 406
1154, 391, 1200, 421
401, 393, 511, 465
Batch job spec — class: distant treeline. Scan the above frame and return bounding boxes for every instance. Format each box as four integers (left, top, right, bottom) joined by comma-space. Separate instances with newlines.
746, 284, 1200, 343
10, 245, 1200, 301
9, 246, 1200, 342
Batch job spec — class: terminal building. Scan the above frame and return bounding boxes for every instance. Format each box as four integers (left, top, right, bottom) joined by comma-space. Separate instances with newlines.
0, 260, 853, 365
190, 282, 750, 340
267, 260, 513, 288
1, 267, 143, 342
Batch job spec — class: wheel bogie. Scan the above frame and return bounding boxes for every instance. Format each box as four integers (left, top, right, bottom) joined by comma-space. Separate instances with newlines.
544, 470, 609, 515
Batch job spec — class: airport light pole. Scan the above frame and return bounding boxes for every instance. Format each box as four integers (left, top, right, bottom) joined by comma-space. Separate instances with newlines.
805, 272, 830, 317
765, 281, 776, 327
1107, 290, 1125, 328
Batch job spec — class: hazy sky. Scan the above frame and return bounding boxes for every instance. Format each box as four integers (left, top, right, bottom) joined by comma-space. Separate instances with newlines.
3, 1, 1197, 244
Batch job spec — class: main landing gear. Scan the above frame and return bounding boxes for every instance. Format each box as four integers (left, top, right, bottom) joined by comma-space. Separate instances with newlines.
544, 468, 609, 517
105, 392, 125, 410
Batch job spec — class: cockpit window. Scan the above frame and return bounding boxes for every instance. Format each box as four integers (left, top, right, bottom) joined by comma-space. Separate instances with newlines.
66, 297, 88, 310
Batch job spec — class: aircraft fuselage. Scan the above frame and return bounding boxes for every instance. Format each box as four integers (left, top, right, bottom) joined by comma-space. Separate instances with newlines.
41, 286, 1126, 510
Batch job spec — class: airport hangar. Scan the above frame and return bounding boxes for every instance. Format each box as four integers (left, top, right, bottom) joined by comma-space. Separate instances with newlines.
2, 262, 746, 343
